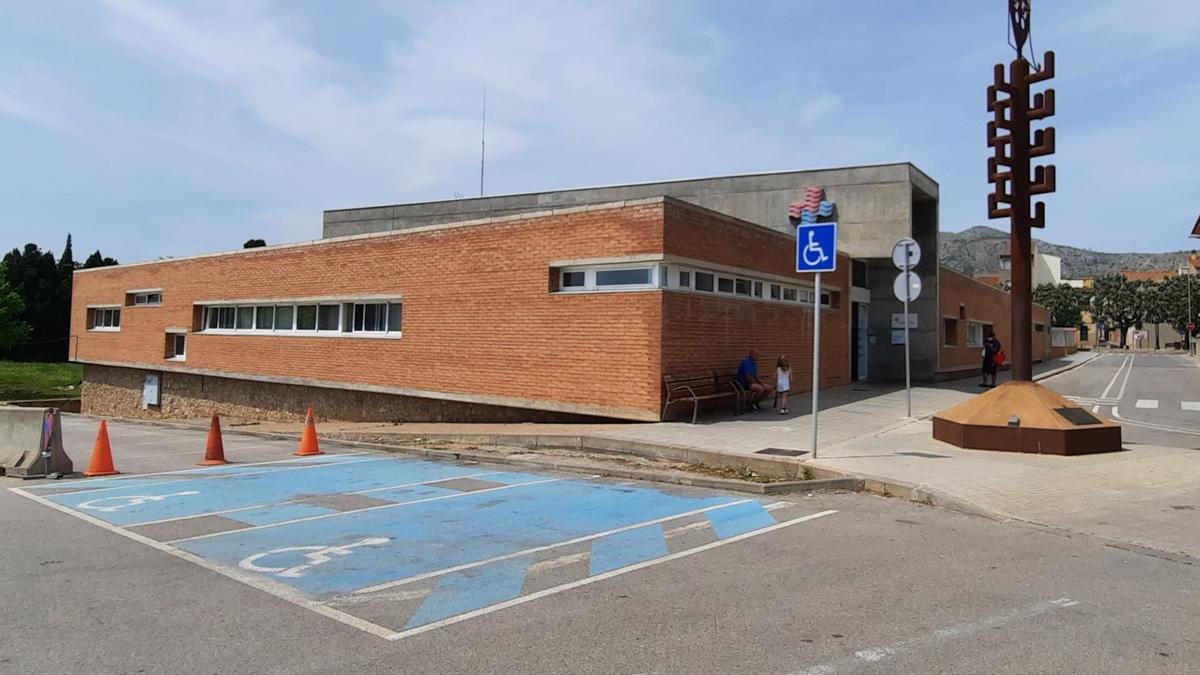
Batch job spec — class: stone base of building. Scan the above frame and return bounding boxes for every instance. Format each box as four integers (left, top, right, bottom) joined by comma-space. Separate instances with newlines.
932, 381, 1122, 455
80, 364, 619, 424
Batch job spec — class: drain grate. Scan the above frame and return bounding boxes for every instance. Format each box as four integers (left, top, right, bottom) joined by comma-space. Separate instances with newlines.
755, 448, 809, 457
896, 451, 951, 459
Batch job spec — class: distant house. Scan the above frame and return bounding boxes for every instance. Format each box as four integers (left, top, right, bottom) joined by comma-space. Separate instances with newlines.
1118, 267, 1176, 281
1191, 214, 1199, 238
974, 242, 1066, 288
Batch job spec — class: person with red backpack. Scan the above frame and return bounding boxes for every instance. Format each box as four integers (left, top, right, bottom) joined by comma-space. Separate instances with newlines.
981, 332, 1004, 388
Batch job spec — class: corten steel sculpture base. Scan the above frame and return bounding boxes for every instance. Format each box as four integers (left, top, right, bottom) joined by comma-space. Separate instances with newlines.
933, 381, 1122, 455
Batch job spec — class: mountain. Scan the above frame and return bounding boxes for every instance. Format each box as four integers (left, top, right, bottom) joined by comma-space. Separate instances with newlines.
939, 226, 1198, 280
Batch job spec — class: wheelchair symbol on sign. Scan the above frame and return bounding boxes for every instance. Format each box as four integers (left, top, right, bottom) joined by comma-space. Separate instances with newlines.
801, 230, 830, 267
239, 537, 391, 578
78, 491, 200, 513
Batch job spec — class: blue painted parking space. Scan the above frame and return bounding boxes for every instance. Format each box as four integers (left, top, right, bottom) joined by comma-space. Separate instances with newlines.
20, 450, 836, 640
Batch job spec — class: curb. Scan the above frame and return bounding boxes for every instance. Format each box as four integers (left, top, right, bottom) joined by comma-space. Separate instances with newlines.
1032, 353, 1098, 382
67, 413, 858, 496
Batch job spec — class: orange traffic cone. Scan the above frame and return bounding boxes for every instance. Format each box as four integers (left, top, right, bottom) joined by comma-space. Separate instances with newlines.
83, 420, 120, 477
294, 407, 323, 456
198, 415, 229, 466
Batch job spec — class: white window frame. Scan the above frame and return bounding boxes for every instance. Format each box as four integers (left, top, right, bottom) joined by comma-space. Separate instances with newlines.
88, 306, 122, 331
197, 299, 401, 339
132, 291, 162, 306
166, 332, 187, 361
967, 322, 985, 347
556, 265, 659, 293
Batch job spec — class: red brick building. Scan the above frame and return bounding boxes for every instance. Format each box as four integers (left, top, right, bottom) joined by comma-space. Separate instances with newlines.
938, 267, 1052, 374
72, 198, 851, 423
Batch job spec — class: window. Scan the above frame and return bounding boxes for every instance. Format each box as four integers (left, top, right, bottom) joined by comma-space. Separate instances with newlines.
852, 260, 868, 288
753, 281, 763, 298
717, 277, 734, 293
770, 284, 781, 300
944, 318, 959, 346
353, 303, 387, 332
255, 306, 274, 330
695, 272, 715, 292
236, 306, 254, 330
132, 292, 162, 306
967, 322, 984, 347
317, 304, 340, 331
783, 287, 798, 302
275, 305, 294, 331
1035, 323, 1045, 332
89, 308, 121, 330
678, 270, 691, 288
296, 305, 317, 331
562, 271, 585, 288
595, 268, 651, 287
958, 304, 967, 320
734, 279, 751, 296
387, 303, 402, 332
166, 333, 186, 360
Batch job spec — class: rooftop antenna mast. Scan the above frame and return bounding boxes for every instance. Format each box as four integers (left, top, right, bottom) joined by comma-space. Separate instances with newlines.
479, 85, 486, 197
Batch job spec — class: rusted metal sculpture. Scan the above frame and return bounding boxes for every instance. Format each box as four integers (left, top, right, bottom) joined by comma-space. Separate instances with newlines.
987, 0, 1055, 382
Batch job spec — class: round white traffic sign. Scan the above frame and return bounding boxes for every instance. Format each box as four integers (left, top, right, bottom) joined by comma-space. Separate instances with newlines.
893, 271, 922, 302
892, 238, 922, 270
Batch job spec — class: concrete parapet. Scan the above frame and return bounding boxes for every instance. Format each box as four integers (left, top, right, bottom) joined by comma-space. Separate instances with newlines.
0, 406, 73, 478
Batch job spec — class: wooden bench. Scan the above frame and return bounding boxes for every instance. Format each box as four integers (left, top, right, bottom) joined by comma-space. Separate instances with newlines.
662, 372, 740, 424
713, 369, 750, 415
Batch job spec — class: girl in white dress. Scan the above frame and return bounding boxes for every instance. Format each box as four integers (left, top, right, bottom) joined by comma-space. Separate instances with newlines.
776, 355, 791, 415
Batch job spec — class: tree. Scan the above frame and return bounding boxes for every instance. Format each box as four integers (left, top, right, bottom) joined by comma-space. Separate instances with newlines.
243, 238, 267, 248
1090, 275, 1139, 348
0, 264, 31, 355
2, 244, 60, 360
1033, 283, 1085, 328
1159, 274, 1200, 348
82, 250, 118, 269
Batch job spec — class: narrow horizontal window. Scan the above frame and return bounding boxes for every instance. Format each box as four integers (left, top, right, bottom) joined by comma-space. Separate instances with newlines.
717, 277, 734, 293
770, 284, 781, 300
595, 268, 651, 287
236, 306, 254, 330
695, 272, 715, 292
783, 288, 797, 302
678, 270, 691, 288
735, 279, 751, 296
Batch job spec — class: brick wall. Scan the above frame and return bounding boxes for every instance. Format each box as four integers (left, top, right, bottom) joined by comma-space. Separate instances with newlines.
73, 202, 668, 421
938, 266, 1052, 371
661, 201, 852, 391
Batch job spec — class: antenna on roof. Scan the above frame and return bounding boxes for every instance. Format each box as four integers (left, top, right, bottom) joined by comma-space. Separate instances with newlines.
479, 85, 487, 197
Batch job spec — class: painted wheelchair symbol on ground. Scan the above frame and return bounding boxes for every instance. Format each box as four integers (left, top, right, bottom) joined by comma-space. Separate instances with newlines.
240, 537, 390, 578
20, 451, 836, 641
78, 490, 199, 513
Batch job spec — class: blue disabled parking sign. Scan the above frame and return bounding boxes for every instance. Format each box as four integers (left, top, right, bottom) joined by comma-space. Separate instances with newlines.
796, 222, 837, 273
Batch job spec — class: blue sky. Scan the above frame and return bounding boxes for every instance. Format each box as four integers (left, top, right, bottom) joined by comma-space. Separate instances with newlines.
1, 0, 1197, 264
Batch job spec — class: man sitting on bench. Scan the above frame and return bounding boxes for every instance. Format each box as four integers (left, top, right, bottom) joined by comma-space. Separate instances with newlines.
737, 350, 774, 412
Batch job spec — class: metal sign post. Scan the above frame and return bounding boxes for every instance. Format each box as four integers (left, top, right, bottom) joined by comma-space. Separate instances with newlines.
796, 222, 838, 459
892, 238, 922, 418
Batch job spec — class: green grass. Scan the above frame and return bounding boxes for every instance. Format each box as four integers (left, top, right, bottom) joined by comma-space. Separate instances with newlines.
0, 361, 83, 401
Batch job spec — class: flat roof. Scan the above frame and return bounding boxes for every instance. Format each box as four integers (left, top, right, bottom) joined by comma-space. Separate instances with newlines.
324, 161, 938, 214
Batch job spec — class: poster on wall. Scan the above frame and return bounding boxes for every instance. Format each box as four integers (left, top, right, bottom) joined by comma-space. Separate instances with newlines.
891, 330, 907, 345
143, 373, 161, 409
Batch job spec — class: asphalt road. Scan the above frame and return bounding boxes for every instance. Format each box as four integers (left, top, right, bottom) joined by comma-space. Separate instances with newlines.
1, 417, 1197, 674
1043, 352, 1200, 449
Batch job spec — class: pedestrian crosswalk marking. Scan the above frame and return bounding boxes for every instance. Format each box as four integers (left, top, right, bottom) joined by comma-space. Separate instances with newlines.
1182, 402, 1200, 412
1135, 399, 1159, 409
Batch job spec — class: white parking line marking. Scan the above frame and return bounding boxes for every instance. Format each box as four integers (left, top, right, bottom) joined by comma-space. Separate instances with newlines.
1182, 402, 1200, 412
1135, 399, 1159, 409
1115, 354, 1135, 401
35, 457, 384, 497
128, 471, 505, 527
790, 598, 1078, 674
22, 452, 370, 490
1099, 355, 1130, 400
169, 477, 569, 544
1110, 407, 1200, 437
353, 498, 754, 595
384, 509, 838, 641
527, 551, 590, 574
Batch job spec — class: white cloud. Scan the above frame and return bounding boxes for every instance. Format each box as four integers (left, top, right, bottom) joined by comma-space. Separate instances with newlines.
0, 71, 78, 134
